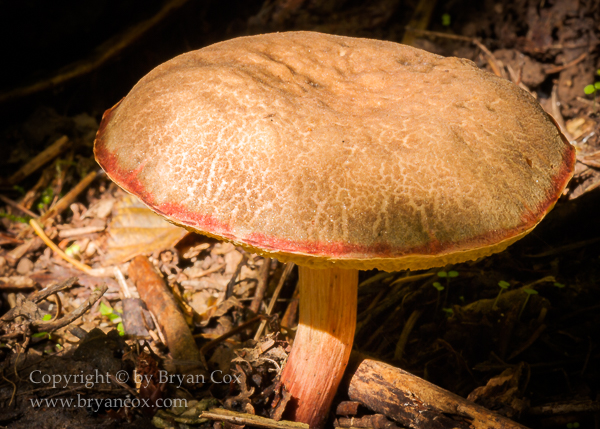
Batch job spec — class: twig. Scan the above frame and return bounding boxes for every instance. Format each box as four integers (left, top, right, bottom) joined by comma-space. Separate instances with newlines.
254, 263, 295, 341
551, 82, 572, 140
33, 283, 108, 332
403, 27, 504, 77
524, 237, 600, 257
404, 27, 473, 43
57, 225, 106, 238
0, 195, 38, 218
0, 276, 37, 290
108, 373, 139, 397
29, 219, 93, 274
200, 408, 308, 428
401, 0, 438, 46
508, 324, 547, 360
198, 315, 264, 353
545, 51, 589, 74
113, 266, 131, 298
471, 39, 503, 77
39, 170, 98, 223
225, 253, 249, 299
0, 0, 192, 104
3, 136, 70, 186
28, 277, 78, 303
249, 257, 271, 314
1, 374, 17, 407
393, 309, 422, 361
388, 272, 434, 287
49, 293, 62, 322
528, 399, 600, 416
1, 277, 78, 322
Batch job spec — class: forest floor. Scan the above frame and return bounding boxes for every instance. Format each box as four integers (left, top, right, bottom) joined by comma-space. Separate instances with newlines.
0, 1, 599, 428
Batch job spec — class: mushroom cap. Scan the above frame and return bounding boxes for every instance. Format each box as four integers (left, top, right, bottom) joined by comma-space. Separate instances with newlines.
94, 32, 575, 271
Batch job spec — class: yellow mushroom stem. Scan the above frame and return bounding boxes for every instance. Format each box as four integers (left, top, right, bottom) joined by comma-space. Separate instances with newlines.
280, 265, 358, 428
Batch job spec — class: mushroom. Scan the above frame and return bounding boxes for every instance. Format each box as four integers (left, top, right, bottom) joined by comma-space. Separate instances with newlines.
94, 32, 575, 428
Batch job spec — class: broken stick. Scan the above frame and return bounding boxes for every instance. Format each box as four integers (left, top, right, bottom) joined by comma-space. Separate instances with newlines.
128, 255, 201, 372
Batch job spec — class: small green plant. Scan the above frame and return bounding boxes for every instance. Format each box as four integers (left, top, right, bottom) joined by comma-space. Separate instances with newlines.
0, 210, 30, 224
100, 302, 125, 336
37, 187, 54, 212
584, 69, 600, 112
566, 422, 580, 428
437, 270, 459, 279
553, 282, 565, 288
442, 307, 454, 317
437, 270, 458, 307
65, 242, 81, 258
12, 185, 26, 195
433, 281, 444, 315
519, 288, 539, 319
441, 13, 451, 26
493, 280, 511, 310
32, 314, 53, 339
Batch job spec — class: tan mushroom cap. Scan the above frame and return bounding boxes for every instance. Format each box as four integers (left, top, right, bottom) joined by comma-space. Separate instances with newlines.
94, 31, 575, 272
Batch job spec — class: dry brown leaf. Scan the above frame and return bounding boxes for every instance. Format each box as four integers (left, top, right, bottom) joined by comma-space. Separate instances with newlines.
103, 195, 187, 265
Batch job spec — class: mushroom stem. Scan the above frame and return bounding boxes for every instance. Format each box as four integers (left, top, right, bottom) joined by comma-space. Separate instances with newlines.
280, 265, 358, 428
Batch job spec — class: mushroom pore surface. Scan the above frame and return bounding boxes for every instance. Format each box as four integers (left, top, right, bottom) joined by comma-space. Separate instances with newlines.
94, 31, 575, 271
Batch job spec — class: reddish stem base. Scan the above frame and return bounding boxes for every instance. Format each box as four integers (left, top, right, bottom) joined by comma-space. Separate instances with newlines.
280, 266, 358, 428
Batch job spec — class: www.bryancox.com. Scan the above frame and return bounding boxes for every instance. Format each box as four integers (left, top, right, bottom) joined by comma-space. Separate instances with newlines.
30, 395, 187, 413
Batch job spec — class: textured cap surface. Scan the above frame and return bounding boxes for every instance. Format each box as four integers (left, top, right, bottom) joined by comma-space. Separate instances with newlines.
94, 31, 575, 271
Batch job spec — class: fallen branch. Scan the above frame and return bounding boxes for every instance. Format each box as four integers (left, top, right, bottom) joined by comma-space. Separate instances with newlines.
348, 359, 529, 429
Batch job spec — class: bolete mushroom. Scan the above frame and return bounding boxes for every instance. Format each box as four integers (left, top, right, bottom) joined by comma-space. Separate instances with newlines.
94, 32, 575, 428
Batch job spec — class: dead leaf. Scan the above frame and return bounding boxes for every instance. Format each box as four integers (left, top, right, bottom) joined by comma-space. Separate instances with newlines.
103, 195, 187, 265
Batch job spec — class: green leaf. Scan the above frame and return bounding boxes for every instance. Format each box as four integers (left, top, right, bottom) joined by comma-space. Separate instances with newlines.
523, 288, 538, 295
437, 271, 447, 278
442, 307, 453, 315
42, 314, 52, 321
448, 270, 459, 278
433, 282, 444, 291
117, 322, 125, 336
32, 332, 49, 339
100, 301, 113, 316
553, 282, 565, 288
498, 280, 510, 289
595, 82, 600, 90
584, 84, 596, 95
